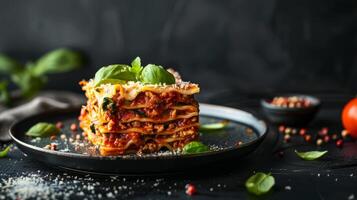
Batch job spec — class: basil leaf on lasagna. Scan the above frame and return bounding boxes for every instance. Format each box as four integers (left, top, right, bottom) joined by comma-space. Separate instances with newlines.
183, 141, 209, 154
130, 57, 143, 75
141, 64, 176, 85
94, 64, 137, 86
26, 122, 60, 137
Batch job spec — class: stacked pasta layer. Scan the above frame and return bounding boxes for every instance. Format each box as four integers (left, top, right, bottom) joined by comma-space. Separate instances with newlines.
79, 76, 200, 155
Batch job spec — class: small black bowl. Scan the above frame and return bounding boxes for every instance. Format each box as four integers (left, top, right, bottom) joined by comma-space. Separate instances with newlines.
260, 95, 321, 126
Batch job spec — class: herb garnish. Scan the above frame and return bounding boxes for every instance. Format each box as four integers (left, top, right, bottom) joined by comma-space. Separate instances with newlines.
295, 150, 328, 161
0, 48, 83, 100
32, 48, 82, 75
0, 80, 10, 105
26, 122, 60, 137
90, 124, 96, 133
130, 57, 143, 80
93, 57, 175, 86
94, 64, 136, 86
102, 97, 116, 112
182, 141, 209, 154
0, 145, 11, 158
141, 64, 175, 85
245, 172, 275, 196
199, 120, 229, 132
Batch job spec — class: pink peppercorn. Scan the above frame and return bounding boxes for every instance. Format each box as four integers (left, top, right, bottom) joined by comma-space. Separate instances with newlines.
336, 139, 343, 148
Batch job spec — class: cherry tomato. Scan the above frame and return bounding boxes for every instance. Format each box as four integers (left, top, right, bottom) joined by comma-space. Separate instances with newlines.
342, 98, 357, 138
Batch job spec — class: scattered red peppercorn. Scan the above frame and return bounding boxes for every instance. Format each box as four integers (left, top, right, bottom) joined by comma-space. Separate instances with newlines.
285, 127, 292, 134
341, 130, 349, 138
299, 128, 306, 136
270, 96, 312, 108
284, 134, 291, 143
50, 143, 57, 151
185, 184, 197, 196
319, 127, 328, 136
316, 138, 323, 146
304, 135, 312, 142
56, 121, 64, 129
291, 129, 297, 135
279, 125, 285, 133
70, 123, 78, 131
323, 135, 330, 143
336, 139, 343, 148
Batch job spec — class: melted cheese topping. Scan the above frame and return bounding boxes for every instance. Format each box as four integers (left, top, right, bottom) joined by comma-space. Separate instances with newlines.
83, 79, 200, 101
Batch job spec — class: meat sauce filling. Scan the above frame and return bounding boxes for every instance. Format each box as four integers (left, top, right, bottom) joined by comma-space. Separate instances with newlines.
99, 128, 198, 154
113, 91, 197, 110
106, 116, 198, 133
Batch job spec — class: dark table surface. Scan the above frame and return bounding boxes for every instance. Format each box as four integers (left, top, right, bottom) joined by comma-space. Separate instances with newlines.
1, 91, 357, 200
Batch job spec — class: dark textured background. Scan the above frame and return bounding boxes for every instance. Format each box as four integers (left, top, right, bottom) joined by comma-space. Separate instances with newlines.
0, 0, 356, 96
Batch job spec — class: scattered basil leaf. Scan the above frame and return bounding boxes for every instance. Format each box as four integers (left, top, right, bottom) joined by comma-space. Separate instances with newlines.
141, 64, 176, 85
102, 97, 116, 112
32, 48, 83, 75
199, 120, 229, 132
0, 54, 23, 74
130, 57, 143, 76
295, 150, 328, 161
94, 64, 137, 86
0, 145, 11, 158
26, 122, 60, 137
0, 80, 10, 105
11, 69, 47, 98
245, 172, 275, 196
183, 141, 209, 154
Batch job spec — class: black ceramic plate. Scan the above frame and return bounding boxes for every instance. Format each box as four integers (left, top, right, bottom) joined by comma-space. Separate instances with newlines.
10, 103, 267, 174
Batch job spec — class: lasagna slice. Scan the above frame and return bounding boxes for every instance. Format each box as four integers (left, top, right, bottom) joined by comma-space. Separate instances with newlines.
79, 70, 200, 155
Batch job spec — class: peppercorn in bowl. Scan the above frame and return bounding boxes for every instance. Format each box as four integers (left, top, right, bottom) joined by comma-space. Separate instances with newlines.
260, 95, 320, 126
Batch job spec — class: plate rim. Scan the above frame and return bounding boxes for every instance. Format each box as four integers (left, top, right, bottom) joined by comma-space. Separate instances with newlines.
10, 103, 268, 160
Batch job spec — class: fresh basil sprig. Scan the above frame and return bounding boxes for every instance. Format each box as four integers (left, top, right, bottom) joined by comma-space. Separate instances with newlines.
295, 150, 328, 161
245, 172, 275, 196
11, 68, 47, 98
26, 122, 60, 137
0, 80, 10, 105
32, 48, 82, 75
199, 120, 229, 132
0, 48, 83, 100
93, 57, 176, 86
0, 54, 22, 74
0, 145, 11, 158
183, 141, 209, 154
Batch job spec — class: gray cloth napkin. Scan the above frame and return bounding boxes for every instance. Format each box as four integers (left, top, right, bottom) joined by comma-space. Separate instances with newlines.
0, 91, 85, 141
